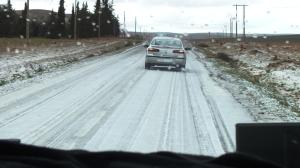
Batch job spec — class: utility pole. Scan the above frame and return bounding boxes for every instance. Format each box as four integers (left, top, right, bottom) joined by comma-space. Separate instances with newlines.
233, 4, 248, 41
233, 4, 238, 39
134, 16, 137, 37
74, 0, 77, 40
243, 5, 247, 41
224, 25, 228, 38
123, 11, 126, 38
98, 10, 101, 39
26, 0, 29, 41
230, 17, 233, 38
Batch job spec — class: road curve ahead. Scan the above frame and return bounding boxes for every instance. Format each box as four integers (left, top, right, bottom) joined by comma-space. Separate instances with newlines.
0, 46, 253, 156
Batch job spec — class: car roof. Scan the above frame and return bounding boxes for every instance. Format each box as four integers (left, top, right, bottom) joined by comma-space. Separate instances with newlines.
152, 36, 182, 41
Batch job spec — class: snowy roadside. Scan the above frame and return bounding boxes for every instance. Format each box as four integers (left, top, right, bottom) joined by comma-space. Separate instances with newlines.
0, 38, 140, 87
192, 41, 300, 122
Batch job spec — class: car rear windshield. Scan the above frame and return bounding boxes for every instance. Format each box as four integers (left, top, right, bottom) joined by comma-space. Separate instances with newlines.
151, 39, 182, 48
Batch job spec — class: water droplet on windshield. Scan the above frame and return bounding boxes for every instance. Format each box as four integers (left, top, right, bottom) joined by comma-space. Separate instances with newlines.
26, 19, 30, 22
285, 40, 290, 44
237, 38, 242, 42
92, 22, 96, 26
263, 36, 268, 39
77, 18, 81, 21
6, 15, 10, 18
107, 20, 111, 24
20, 35, 24, 39
76, 42, 82, 46
15, 49, 20, 54
86, 16, 90, 19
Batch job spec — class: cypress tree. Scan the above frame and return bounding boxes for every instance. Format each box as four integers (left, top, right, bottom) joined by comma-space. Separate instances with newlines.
17, 2, 27, 37
93, 0, 102, 37
0, 0, 18, 37
46, 10, 58, 38
57, 0, 66, 38
68, 5, 75, 38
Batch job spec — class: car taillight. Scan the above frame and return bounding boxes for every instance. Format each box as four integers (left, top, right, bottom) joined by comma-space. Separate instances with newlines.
147, 48, 160, 52
173, 49, 185, 54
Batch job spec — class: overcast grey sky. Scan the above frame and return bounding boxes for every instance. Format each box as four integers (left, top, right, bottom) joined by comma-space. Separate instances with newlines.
8, 0, 300, 34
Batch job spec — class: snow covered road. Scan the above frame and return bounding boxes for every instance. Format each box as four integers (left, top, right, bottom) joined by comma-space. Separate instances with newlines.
0, 46, 253, 156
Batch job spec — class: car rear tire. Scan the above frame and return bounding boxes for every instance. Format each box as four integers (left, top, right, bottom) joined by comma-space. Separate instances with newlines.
145, 63, 151, 70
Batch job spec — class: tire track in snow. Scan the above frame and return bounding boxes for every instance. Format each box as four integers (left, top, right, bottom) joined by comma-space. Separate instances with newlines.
188, 52, 235, 152
43, 69, 147, 148
158, 72, 177, 151
116, 72, 163, 150
183, 71, 217, 155
0, 48, 141, 129
84, 71, 163, 151
22, 55, 145, 146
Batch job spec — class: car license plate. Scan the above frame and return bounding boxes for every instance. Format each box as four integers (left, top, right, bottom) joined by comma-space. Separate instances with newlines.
158, 58, 172, 63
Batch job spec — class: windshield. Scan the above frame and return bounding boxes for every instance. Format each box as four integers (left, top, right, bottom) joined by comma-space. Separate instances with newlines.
0, 0, 299, 161
151, 38, 183, 48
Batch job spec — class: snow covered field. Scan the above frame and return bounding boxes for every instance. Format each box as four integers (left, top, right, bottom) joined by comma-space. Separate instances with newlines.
0, 46, 253, 156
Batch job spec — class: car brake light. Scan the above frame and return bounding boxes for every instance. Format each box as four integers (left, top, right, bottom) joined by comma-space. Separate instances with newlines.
173, 49, 185, 54
147, 48, 160, 52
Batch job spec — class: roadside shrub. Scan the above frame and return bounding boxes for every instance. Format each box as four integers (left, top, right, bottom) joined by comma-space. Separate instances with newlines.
198, 43, 209, 48
216, 52, 232, 62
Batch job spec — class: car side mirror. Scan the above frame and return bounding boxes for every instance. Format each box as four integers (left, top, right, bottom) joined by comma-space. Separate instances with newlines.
144, 44, 149, 48
185, 47, 191, 51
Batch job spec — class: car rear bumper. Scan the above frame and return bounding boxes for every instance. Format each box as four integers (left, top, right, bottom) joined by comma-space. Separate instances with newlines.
145, 55, 186, 67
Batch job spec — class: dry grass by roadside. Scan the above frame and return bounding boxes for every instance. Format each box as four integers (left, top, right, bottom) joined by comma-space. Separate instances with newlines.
0, 37, 133, 53
0, 37, 142, 87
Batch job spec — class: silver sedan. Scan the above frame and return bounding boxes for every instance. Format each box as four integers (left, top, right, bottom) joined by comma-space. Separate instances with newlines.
144, 37, 189, 71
